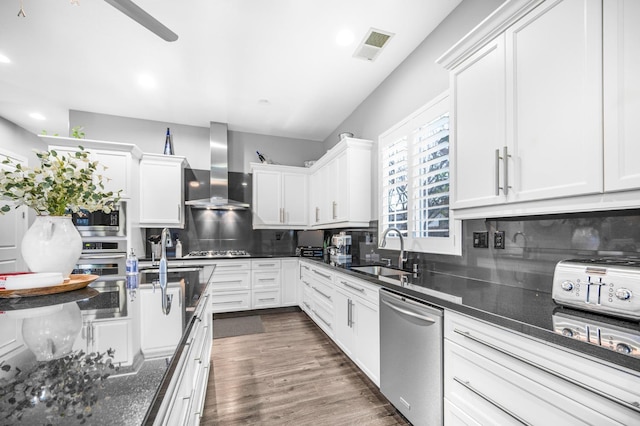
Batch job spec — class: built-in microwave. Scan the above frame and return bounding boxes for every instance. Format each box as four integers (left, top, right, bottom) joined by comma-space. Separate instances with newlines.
71, 208, 123, 237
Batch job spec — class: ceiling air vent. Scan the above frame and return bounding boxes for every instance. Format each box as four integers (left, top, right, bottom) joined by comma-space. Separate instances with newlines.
353, 28, 394, 61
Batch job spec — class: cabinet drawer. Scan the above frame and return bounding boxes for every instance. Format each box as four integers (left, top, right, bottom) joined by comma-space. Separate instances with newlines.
210, 292, 251, 313
334, 274, 379, 305
312, 298, 334, 337
309, 275, 334, 310
446, 339, 626, 425
209, 271, 250, 292
445, 311, 640, 423
252, 269, 281, 289
252, 289, 281, 309
212, 260, 251, 272
251, 259, 281, 270
309, 264, 334, 283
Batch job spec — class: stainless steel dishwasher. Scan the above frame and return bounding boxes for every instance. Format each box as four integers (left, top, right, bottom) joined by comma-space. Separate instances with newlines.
380, 288, 443, 426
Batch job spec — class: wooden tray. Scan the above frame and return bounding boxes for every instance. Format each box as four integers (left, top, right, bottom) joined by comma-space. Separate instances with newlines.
0, 274, 99, 298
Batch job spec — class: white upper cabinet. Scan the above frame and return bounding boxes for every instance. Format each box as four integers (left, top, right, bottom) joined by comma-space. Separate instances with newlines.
443, 0, 603, 216
252, 137, 373, 229
43, 136, 141, 199
440, 0, 640, 218
603, 0, 640, 192
450, 36, 506, 209
139, 154, 187, 228
311, 138, 373, 228
252, 165, 308, 229
504, 0, 602, 203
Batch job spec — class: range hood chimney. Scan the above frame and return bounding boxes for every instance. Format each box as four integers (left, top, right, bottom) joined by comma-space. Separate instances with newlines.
185, 122, 250, 210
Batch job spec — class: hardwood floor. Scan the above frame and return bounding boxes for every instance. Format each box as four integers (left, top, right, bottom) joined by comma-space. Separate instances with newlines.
201, 311, 409, 425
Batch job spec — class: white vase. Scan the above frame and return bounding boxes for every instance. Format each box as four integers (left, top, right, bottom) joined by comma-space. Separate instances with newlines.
21, 215, 82, 279
21, 302, 82, 361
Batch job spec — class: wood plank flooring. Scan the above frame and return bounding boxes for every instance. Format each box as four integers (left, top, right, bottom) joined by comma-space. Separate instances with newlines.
201, 311, 409, 425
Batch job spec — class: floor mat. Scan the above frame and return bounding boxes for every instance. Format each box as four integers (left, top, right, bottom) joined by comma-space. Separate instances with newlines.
213, 315, 265, 339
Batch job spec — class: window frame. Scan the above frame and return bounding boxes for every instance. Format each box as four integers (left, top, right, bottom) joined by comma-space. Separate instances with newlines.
378, 91, 462, 256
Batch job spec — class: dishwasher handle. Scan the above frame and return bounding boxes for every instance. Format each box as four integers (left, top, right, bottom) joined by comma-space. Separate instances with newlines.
381, 298, 437, 324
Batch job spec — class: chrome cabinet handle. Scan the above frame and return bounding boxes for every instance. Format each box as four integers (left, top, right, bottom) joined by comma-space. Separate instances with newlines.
453, 328, 640, 413
315, 207, 319, 222
312, 309, 332, 328
347, 299, 354, 328
453, 377, 532, 425
496, 147, 511, 196
280, 207, 285, 223
341, 281, 365, 292
258, 297, 276, 302
313, 269, 331, 279
312, 286, 331, 300
178, 204, 181, 221
332, 201, 337, 219
212, 300, 243, 305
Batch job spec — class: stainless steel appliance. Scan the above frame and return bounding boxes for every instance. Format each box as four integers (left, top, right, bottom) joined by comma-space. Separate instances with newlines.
75, 279, 128, 319
552, 310, 640, 358
380, 289, 443, 426
330, 232, 352, 263
70, 207, 123, 237
552, 258, 640, 320
73, 237, 127, 277
183, 249, 250, 258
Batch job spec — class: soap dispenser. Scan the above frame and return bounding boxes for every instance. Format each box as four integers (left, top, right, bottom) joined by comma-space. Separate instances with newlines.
175, 239, 183, 258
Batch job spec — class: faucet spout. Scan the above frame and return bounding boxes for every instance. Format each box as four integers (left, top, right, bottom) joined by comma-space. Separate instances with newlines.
380, 227, 407, 269
159, 228, 172, 315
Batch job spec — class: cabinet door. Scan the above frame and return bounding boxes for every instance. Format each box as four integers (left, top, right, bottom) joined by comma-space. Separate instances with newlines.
353, 298, 379, 386
281, 259, 298, 306
505, 0, 602, 202
282, 172, 307, 225
253, 169, 283, 225
92, 319, 131, 366
93, 150, 130, 198
0, 153, 27, 273
140, 286, 183, 356
139, 157, 184, 227
333, 289, 354, 358
333, 152, 349, 222
604, 0, 640, 191
451, 36, 506, 209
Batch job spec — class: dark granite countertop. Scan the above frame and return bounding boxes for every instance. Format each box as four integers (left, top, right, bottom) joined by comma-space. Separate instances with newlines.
0, 276, 209, 426
300, 257, 640, 374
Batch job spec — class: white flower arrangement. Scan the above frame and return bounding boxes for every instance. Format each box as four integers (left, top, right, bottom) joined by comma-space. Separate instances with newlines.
0, 146, 121, 216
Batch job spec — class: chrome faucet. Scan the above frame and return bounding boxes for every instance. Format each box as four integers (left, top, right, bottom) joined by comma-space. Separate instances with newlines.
159, 228, 173, 316
380, 227, 407, 269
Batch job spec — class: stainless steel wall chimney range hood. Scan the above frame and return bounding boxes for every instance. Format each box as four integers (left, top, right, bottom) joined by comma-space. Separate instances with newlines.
185, 122, 250, 210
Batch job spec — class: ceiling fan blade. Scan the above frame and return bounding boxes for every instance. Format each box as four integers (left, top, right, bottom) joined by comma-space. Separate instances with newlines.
104, 0, 178, 42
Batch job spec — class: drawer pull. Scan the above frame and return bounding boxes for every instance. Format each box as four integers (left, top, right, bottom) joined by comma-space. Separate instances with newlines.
212, 300, 243, 305
312, 286, 332, 300
258, 297, 276, 302
217, 264, 244, 268
453, 328, 640, 413
453, 377, 531, 425
257, 263, 276, 268
341, 281, 365, 292
313, 269, 331, 279
312, 309, 332, 329
258, 278, 276, 282
303, 301, 311, 309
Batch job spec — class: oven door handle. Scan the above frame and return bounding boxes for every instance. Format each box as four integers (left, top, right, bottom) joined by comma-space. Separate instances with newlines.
79, 254, 127, 260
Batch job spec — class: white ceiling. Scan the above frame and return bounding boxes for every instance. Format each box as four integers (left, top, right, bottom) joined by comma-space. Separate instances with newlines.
0, 0, 461, 141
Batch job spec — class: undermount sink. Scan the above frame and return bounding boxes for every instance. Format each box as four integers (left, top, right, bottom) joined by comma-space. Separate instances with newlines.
351, 265, 411, 277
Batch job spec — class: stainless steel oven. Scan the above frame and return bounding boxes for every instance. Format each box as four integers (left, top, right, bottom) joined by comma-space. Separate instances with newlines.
73, 237, 127, 277
76, 278, 128, 319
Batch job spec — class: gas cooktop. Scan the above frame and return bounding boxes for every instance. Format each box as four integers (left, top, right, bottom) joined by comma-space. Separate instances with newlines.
183, 249, 251, 258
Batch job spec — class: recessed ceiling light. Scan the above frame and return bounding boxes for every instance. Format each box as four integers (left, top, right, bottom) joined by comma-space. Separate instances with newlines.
258, 99, 270, 105
336, 29, 355, 47
29, 112, 46, 120
0, 53, 10, 64
138, 73, 157, 89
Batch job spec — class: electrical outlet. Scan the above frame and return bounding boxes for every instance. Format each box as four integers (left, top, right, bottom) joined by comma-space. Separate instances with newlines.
473, 232, 489, 248
494, 231, 505, 249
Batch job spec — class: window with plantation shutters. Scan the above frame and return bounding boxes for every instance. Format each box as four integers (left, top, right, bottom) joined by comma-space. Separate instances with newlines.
379, 92, 461, 256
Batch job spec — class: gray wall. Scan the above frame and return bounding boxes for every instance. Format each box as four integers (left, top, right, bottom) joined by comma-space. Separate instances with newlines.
0, 116, 45, 164
69, 110, 325, 172
323, 0, 505, 149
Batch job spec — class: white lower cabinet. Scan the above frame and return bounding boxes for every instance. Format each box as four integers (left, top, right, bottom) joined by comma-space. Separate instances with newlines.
156, 293, 212, 426
444, 310, 640, 425
281, 258, 298, 306
73, 317, 133, 366
251, 259, 281, 309
207, 260, 251, 313
334, 275, 380, 386
139, 285, 183, 358
299, 260, 380, 386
